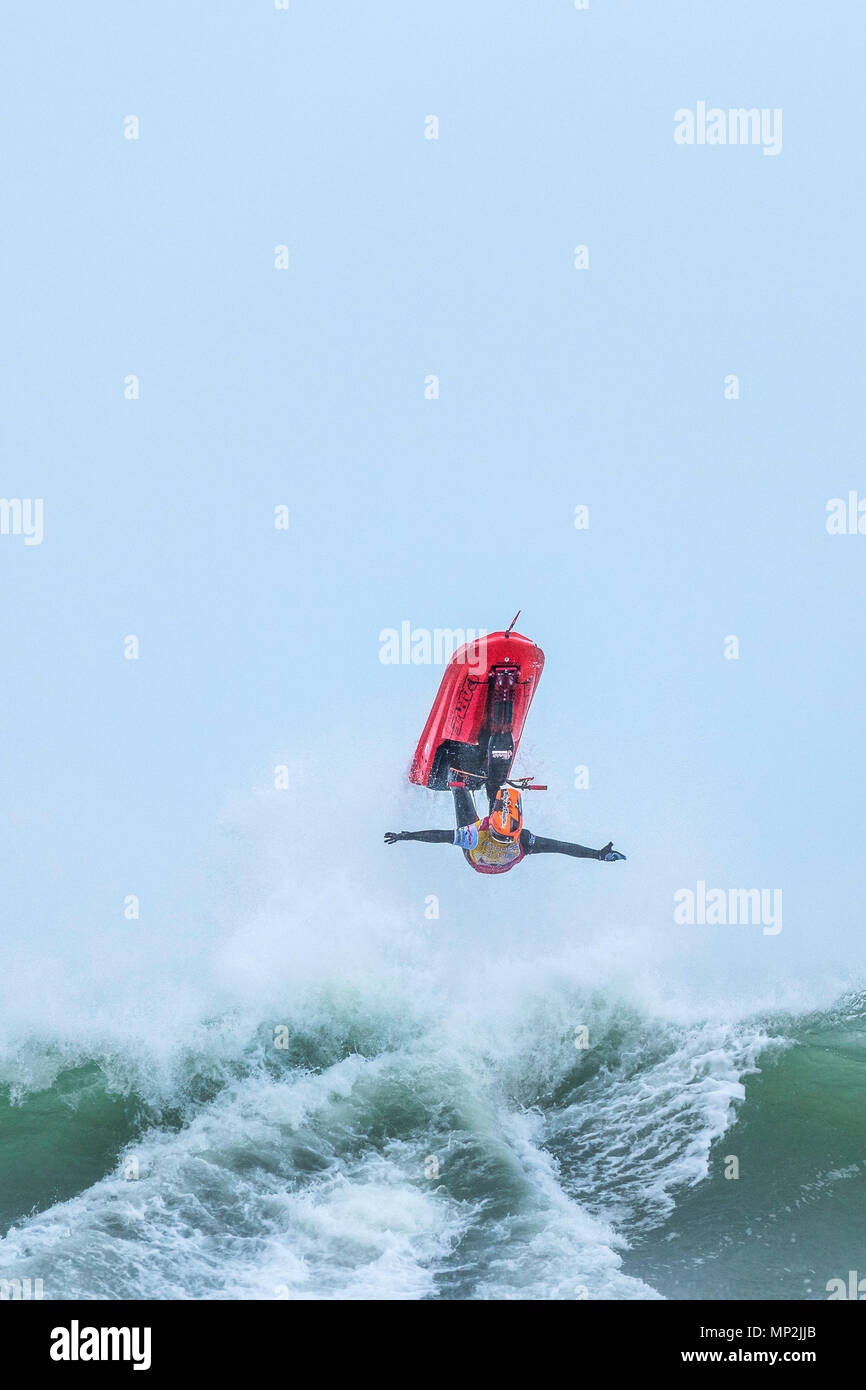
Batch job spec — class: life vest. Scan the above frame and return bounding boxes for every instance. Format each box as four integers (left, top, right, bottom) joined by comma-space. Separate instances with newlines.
453, 817, 532, 875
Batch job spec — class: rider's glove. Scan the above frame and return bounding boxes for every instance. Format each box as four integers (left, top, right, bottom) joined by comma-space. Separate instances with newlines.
384, 832, 405, 845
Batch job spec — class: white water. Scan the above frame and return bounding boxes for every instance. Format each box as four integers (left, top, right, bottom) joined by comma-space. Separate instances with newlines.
0, 752, 856, 1300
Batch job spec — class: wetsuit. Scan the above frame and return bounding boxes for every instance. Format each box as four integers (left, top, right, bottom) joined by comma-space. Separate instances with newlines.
392, 785, 609, 876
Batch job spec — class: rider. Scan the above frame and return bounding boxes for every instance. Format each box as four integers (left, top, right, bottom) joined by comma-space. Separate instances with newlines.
384, 775, 626, 876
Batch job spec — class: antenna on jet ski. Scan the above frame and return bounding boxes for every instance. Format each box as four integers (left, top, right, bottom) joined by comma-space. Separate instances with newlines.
505, 609, 521, 636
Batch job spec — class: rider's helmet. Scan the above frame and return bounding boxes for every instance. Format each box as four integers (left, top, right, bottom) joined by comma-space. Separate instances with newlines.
488, 787, 523, 843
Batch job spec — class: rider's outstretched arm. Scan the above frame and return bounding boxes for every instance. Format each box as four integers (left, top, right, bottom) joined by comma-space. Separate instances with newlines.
384, 830, 453, 845
525, 834, 625, 861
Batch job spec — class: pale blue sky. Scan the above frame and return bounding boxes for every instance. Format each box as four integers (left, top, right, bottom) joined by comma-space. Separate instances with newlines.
1, 2, 864, 1012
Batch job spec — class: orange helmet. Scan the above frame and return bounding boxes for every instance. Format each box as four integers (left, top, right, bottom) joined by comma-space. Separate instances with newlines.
488, 787, 523, 843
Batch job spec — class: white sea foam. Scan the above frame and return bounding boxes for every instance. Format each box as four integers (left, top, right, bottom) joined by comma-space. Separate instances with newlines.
0, 772, 849, 1300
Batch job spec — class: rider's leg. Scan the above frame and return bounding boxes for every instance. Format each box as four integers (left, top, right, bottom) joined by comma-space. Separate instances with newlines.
451, 783, 478, 828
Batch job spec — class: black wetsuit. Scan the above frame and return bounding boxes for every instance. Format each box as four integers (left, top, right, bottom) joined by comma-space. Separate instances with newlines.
398, 785, 603, 860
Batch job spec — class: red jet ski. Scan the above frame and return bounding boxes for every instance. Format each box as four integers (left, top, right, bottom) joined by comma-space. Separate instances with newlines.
409, 613, 545, 793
